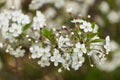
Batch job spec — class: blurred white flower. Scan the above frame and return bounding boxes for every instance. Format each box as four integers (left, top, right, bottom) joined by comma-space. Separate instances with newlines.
84, 0, 95, 5
107, 11, 120, 23
44, 7, 56, 19
54, 0, 65, 8
110, 40, 119, 51
99, 1, 110, 14
97, 50, 120, 72
95, 15, 105, 26
0, 43, 3, 48
5, 0, 21, 9
65, 1, 80, 15
29, 0, 65, 10
66, 7, 73, 13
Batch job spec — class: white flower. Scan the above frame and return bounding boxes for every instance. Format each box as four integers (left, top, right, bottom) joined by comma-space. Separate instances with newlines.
9, 23, 22, 37
71, 52, 85, 70
104, 36, 111, 54
32, 11, 46, 30
27, 29, 40, 40
13, 47, 25, 58
80, 21, 92, 32
0, 14, 9, 29
11, 10, 22, 22
57, 35, 72, 49
50, 49, 61, 66
11, 10, 30, 25
20, 14, 30, 25
1, 26, 16, 43
38, 58, 50, 67
6, 45, 25, 58
74, 42, 87, 54
40, 46, 51, 60
30, 45, 42, 59
92, 53, 106, 65
60, 53, 71, 71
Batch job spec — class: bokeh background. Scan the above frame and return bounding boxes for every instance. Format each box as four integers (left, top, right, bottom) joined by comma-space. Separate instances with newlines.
0, 0, 120, 80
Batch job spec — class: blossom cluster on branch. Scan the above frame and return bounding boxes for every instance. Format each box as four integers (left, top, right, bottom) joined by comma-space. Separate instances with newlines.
0, 9, 111, 72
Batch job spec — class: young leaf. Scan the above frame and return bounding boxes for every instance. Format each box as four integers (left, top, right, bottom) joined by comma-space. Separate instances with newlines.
41, 28, 55, 44
91, 39, 105, 43
23, 22, 32, 31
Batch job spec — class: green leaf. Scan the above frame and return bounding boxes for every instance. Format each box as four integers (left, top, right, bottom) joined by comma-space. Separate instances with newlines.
91, 22, 96, 29
23, 22, 32, 31
41, 28, 55, 44
91, 39, 105, 43
88, 33, 97, 38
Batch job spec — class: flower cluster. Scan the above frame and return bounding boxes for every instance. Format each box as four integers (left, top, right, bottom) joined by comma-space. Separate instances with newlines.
0, 9, 111, 72
0, 10, 30, 42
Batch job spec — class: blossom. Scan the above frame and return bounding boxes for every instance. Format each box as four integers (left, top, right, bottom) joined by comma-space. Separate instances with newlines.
40, 46, 51, 60
9, 23, 22, 37
74, 42, 87, 54
104, 36, 111, 54
12, 47, 25, 58
32, 11, 46, 30
38, 58, 50, 67
0, 10, 30, 43
30, 45, 42, 59
6, 45, 25, 58
71, 52, 85, 70
80, 21, 93, 32
50, 49, 62, 66
57, 35, 72, 50
11, 10, 30, 25
60, 53, 71, 71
